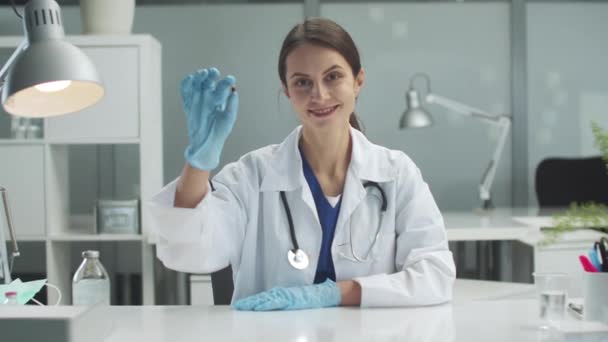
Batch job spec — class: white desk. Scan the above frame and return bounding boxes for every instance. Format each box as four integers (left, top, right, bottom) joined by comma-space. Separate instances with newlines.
443, 207, 606, 244
100, 286, 608, 342
99, 302, 607, 342
443, 208, 607, 295
443, 208, 536, 241
4, 280, 608, 342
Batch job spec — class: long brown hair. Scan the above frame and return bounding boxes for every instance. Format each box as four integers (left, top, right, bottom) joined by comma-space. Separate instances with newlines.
278, 17, 363, 132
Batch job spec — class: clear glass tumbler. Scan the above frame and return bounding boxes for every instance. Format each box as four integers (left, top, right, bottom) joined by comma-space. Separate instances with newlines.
533, 272, 569, 329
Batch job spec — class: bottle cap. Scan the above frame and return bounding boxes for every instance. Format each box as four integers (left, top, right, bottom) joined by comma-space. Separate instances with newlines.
82, 250, 100, 258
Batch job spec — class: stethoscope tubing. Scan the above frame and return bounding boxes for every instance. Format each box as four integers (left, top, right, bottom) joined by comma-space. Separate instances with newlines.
280, 191, 300, 253
281, 181, 387, 268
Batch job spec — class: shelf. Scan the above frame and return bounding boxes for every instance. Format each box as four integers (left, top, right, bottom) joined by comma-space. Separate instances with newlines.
5, 236, 46, 242
47, 215, 143, 241
0, 34, 160, 49
48, 233, 144, 242
0, 138, 141, 145
46, 138, 141, 145
0, 139, 44, 145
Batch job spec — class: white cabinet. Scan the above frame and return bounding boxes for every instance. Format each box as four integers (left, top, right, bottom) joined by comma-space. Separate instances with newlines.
0, 35, 162, 305
0, 144, 45, 237
189, 275, 214, 306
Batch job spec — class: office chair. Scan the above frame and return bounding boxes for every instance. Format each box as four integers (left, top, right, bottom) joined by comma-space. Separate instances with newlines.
535, 156, 608, 215
210, 265, 234, 305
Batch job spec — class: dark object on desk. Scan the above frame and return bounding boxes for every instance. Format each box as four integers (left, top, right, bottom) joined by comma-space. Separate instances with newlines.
568, 302, 584, 319
535, 156, 608, 215
211, 265, 234, 305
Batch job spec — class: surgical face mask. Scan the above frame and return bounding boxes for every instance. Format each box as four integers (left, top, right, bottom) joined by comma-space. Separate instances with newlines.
0, 278, 47, 305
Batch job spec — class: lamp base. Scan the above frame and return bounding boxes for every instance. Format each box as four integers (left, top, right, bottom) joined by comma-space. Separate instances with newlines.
482, 199, 494, 211
472, 199, 495, 215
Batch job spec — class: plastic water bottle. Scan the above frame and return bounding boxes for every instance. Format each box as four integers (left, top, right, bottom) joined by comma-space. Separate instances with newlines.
3, 291, 18, 305
72, 250, 110, 305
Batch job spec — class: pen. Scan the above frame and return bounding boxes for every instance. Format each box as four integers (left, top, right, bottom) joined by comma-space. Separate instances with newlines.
579, 255, 599, 272
568, 303, 584, 320
588, 249, 602, 271
594, 240, 608, 272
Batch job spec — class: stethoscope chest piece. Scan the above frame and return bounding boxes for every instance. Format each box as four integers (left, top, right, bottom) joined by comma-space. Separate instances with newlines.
287, 248, 309, 270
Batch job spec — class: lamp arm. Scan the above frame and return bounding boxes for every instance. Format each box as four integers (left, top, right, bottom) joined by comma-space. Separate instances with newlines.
0, 187, 20, 284
0, 39, 27, 92
479, 117, 511, 208
0, 188, 20, 257
425, 92, 512, 209
426, 93, 501, 123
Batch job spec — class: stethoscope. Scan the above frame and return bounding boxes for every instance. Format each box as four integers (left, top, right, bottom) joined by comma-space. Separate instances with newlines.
280, 181, 388, 270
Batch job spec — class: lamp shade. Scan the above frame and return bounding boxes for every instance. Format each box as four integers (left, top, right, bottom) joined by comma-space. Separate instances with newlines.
399, 89, 433, 129
1, 0, 104, 117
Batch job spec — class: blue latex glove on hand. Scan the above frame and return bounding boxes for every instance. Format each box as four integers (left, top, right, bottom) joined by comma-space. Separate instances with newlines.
233, 279, 341, 311
180, 67, 239, 170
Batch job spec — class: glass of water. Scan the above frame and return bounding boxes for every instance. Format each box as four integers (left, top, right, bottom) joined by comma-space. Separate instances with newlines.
533, 272, 569, 329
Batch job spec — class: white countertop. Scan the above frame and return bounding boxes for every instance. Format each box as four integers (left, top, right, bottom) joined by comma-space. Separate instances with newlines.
100, 300, 607, 342
443, 207, 607, 247
443, 207, 537, 241
2, 280, 606, 342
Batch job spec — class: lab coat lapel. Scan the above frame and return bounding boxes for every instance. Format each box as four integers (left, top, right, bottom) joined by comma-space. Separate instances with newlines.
259, 126, 319, 225
334, 128, 368, 241
299, 178, 319, 225
334, 128, 398, 241
334, 168, 366, 238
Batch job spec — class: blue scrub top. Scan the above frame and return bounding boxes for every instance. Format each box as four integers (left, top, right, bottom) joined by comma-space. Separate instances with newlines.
300, 147, 342, 284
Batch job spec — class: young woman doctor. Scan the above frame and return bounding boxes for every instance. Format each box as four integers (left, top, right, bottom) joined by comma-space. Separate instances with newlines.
149, 17, 455, 311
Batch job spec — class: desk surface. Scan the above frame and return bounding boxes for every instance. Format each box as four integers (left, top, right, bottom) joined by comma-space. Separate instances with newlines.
2, 280, 606, 342
443, 208, 607, 245
443, 207, 536, 242
102, 300, 608, 342
99, 280, 608, 342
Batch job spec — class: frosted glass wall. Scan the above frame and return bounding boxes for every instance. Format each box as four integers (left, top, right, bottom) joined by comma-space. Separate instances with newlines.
527, 3, 608, 206
7, 2, 607, 211
322, 3, 512, 211
131, 4, 304, 179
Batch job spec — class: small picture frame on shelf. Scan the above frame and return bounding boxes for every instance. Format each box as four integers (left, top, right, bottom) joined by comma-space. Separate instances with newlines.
95, 199, 139, 234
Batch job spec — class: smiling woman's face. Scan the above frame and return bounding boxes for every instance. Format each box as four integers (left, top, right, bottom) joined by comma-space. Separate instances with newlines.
283, 43, 364, 133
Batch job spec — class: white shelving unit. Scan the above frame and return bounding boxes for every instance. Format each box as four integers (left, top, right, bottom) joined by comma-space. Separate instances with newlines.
0, 35, 162, 305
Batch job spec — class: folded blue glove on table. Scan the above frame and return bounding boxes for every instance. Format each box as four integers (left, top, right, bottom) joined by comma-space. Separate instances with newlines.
233, 279, 342, 311
180, 67, 238, 171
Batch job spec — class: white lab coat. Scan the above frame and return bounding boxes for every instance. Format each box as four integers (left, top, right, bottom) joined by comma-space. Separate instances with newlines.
146, 126, 456, 307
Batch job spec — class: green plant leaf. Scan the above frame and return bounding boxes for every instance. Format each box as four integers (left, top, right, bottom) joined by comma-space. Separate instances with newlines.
543, 202, 608, 246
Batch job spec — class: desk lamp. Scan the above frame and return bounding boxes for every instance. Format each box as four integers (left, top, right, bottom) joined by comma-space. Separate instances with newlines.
399, 73, 511, 210
0, 0, 105, 284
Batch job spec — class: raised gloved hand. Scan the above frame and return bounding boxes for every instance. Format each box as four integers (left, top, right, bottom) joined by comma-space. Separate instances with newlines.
233, 279, 341, 311
180, 67, 239, 170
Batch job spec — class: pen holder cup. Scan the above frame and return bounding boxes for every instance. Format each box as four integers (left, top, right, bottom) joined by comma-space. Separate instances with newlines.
583, 272, 608, 323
